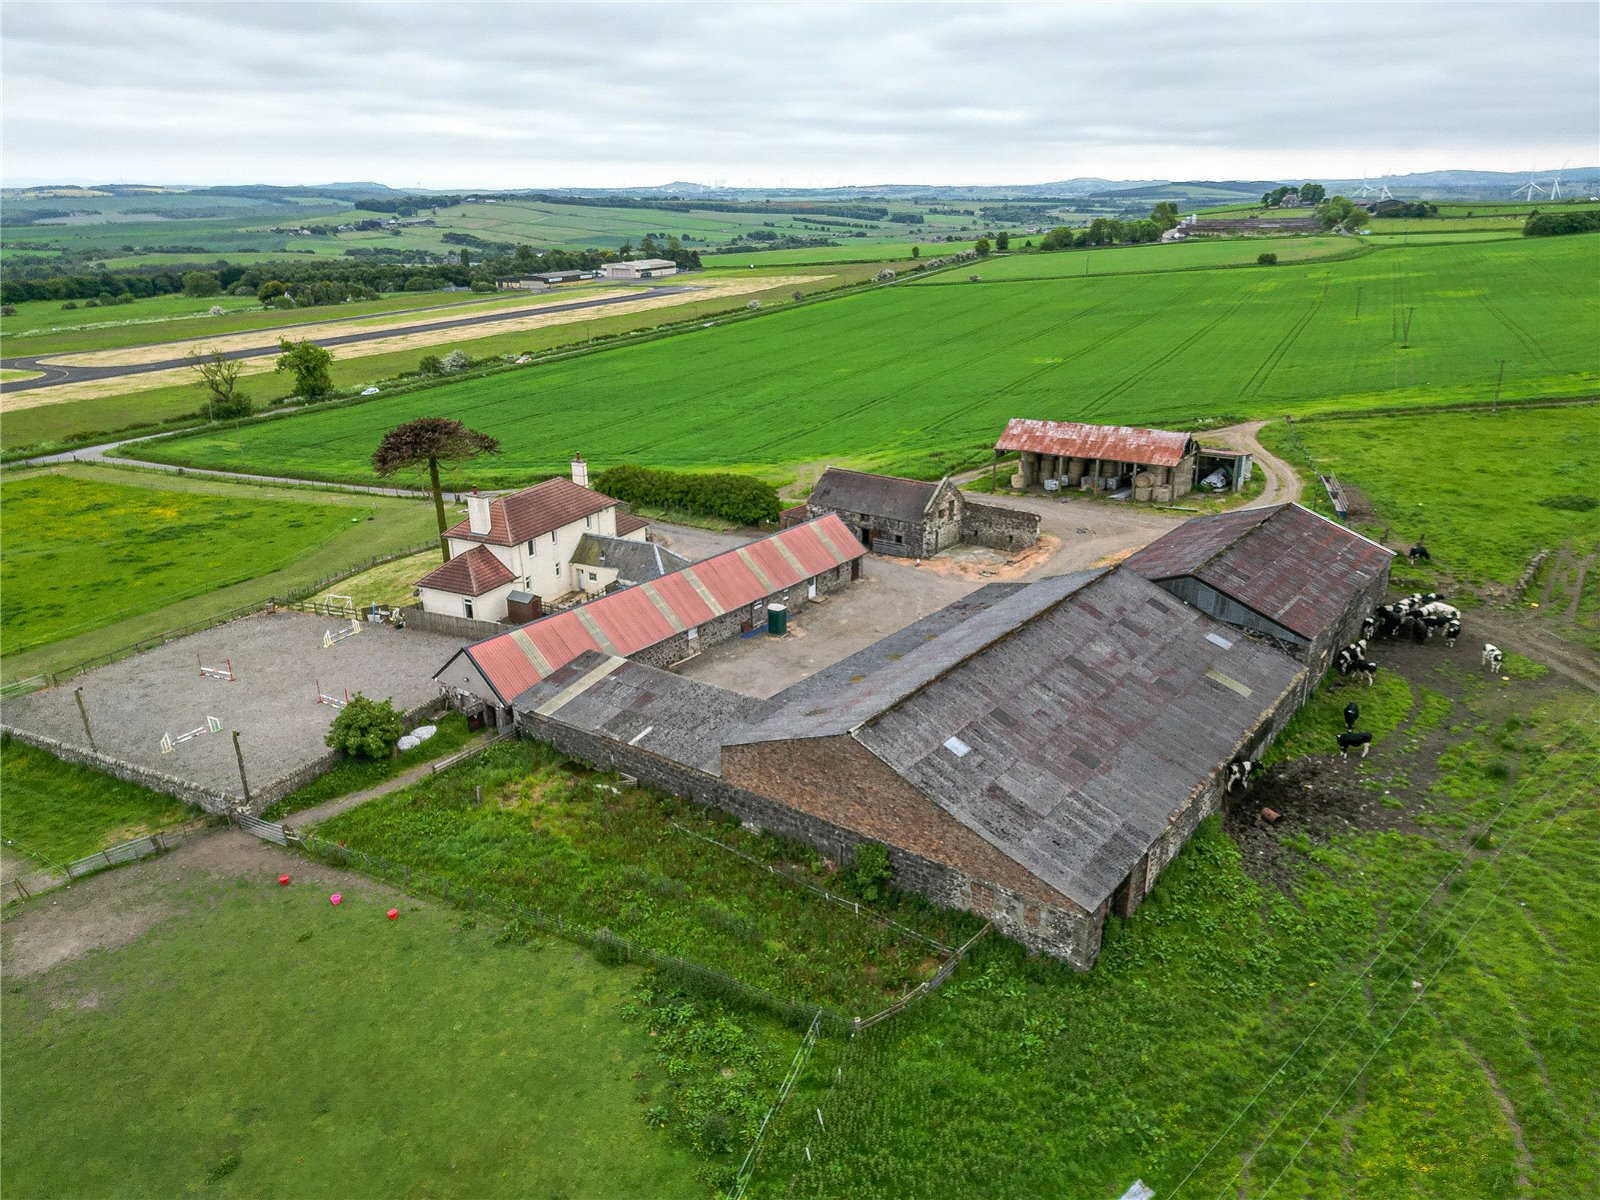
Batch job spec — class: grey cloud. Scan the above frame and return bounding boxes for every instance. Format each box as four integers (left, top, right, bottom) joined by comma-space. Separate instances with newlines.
2, 1, 1595, 187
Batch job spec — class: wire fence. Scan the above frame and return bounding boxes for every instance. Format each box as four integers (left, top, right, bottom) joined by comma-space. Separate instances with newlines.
7, 816, 218, 900
24, 541, 435, 689
289, 830, 848, 1031
725, 1010, 824, 1200
668, 821, 954, 955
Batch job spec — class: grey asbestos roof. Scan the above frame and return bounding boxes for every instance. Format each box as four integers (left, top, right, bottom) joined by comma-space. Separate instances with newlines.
571, 533, 691, 584
731, 568, 1305, 911
809, 468, 941, 524
511, 651, 747, 775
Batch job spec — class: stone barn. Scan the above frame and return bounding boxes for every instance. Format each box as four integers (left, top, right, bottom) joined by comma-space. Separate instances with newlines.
1124, 502, 1393, 689
435, 515, 867, 726
512, 565, 1306, 969
995, 418, 1200, 501
799, 467, 1040, 558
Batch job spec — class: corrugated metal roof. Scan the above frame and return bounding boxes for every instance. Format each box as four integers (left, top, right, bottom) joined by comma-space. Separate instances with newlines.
441, 515, 866, 704
1124, 503, 1393, 640
512, 652, 749, 775
994, 418, 1195, 467
414, 544, 516, 596
809, 468, 940, 524
731, 567, 1305, 911
445, 477, 616, 547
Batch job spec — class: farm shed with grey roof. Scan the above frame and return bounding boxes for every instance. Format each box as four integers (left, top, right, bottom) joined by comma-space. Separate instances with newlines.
512, 562, 1307, 969
570, 533, 690, 595
1125, 502, 1392, 685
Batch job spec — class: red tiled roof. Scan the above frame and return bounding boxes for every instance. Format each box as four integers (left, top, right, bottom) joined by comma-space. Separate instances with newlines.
1125, 503, 1393, 639
445, 478, 616, 546
995, 418, 1195, 467
439, 515, 867, 704
415, 544, 517, 597
614, 511, 651, 537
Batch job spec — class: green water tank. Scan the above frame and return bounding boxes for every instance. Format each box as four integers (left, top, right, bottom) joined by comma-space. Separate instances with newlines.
767, 603, 788, 636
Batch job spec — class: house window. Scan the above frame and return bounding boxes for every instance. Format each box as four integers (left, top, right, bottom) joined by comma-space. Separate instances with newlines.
463, 598, 474, 619
587, 571, 598, 582
527, 539, 537, 555
555, 562, 562, 578
893, 533, 903, 544
551, 532, 557, 543
585, 516, 592, 528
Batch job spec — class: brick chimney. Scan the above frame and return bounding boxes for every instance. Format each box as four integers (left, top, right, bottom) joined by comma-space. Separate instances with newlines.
466, 494, 492, 536
571, 453, 589, 488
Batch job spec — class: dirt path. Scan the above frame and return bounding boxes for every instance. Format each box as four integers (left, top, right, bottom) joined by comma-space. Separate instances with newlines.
284, 739, 492, 829
1203, 419, 1305, 507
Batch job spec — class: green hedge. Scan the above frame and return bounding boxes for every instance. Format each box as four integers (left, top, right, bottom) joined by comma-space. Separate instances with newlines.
592, 464, 780, 527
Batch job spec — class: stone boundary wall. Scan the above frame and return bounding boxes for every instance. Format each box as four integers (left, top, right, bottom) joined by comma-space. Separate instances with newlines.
513, 708, 1103, 968
960, 497, 1042, 551
2, 696, 445, 817
400, 605, 511, 643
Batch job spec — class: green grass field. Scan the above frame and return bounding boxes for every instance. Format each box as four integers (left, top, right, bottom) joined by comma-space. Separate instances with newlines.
919, 235, 1362, 281
0, 865, 711, 1198
702, 240, 976, 267
752, 675, 1600, 1199
0, 735, 198, 866
261, 712, 477, 821
0, 466, 438, 681
1263, 405, 1600, 586
129, 237, 1600, 487
312, 739, 978, 1013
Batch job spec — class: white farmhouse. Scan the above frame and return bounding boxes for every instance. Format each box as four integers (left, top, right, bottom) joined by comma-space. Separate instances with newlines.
414, 456, 651, 623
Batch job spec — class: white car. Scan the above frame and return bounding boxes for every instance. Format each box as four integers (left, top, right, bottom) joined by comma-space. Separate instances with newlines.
360, 386, 380, 396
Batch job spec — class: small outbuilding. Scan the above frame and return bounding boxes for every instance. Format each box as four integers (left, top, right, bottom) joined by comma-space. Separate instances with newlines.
994, 418, 1200, 501
494, 275, 551, 292
801, 467, 1040, 558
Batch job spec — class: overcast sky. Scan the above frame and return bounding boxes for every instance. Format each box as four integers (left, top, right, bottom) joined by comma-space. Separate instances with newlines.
3, 2, 1596, 189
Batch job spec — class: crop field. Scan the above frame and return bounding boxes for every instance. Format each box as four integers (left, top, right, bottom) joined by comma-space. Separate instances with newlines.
0, 466, 437, 681
312, 738, 977, 1013
0, 851, 709, 1199
701, 239, 976, 267
129, 236, 1600, 486
920, 235, 1361, 282
0, 735, 198, 866
751, 666, 1600, 1199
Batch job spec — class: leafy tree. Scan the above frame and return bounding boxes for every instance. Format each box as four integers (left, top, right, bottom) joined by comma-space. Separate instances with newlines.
974, 237, 992, 256
1151, 201, 1180, 230
181, 271, 220, 297
372, 417, 502, 559
441, 349, 471, 372
1257, 252, 1278, 265
458, 247, 471, 269
851, 842, 893, 903
418, 353, 443, 375
275, 338, 335, 399
995, 231, 1010, 251
187, 350, 252, 420
1315, 195, 1370, 232
257, 279, 286, 303
1299, 182, 1327, 205
911, 245, 920, 258
324, 694, 404, 759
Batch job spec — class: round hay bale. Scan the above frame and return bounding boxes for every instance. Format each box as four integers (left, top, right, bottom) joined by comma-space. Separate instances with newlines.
1134, 485, 1153, 501
1134, 471, 1155, 488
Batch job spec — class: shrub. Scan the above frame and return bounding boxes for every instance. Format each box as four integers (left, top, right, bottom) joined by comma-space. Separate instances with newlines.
209, 305, 225, 316
418, 354, 443, 375
1537, 494, 1597, 511
851, 842, 893, 903
745, 300, 760, 311
1257, 252, 1279, 265
61, 301, 77, 310
441, 350, 471, 372
591, 463, 781, 527
324, 694, 403, 759
1, 304, 15, 317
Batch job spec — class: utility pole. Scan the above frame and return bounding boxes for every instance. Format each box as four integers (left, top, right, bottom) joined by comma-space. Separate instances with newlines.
73, 687, 96, 751
1493, 358, 1506, 411
232, 731, 251, 809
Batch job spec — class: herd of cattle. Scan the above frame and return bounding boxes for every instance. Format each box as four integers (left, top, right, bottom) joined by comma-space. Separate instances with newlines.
1225, 590, 1511, 790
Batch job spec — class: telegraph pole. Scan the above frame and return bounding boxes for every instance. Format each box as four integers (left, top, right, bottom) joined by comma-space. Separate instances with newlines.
73, 687, 96, 751
232, 731, 251, 808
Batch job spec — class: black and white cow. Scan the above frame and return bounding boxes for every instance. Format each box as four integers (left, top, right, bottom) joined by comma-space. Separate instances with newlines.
1361, 615, 1378, 641
1408, 542, 1432, 563
1420, 601, 1460, 622
1344, 701, 1360, 731
1226, 760, 1262, 793
1444, 619, 1462, 647
1338, 731, 1374, 758
1483, 643, 1504, 673
1352, 659, 1379, 686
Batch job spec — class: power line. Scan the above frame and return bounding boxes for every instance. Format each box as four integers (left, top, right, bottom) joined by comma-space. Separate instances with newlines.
1167, 700, 1597, 1198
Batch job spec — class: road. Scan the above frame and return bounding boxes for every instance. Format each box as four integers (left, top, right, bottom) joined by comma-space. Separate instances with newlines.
0, 284, 700, 392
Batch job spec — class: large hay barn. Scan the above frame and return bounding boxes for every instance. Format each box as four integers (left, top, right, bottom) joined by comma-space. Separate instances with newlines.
995, 418, 1200, 501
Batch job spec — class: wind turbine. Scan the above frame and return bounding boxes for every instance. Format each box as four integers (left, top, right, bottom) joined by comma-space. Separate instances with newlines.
1377, 172, 1394, 201
1548, 161, 1568, 200
1355, 173, 1375, 198
1514, 170, 1546, 202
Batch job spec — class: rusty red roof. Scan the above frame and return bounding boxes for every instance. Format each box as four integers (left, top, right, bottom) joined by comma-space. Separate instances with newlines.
1124, 503, 1393, 640
438, 515, 867, 704
613, 511, 651, 538
995, 418, 1195, 467
414, 544, 516, 596
445, 477, 616, 546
